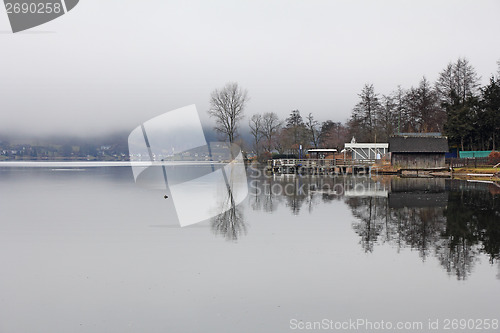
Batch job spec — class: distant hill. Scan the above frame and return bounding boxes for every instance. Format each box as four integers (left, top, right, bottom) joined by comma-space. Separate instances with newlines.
0, 125, 252, 161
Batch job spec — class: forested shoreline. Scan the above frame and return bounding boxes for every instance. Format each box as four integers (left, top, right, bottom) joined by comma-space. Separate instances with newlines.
242, 58, 500, 159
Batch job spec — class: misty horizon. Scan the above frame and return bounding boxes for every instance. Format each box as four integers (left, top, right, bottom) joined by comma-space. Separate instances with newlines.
1, 0, 500, 137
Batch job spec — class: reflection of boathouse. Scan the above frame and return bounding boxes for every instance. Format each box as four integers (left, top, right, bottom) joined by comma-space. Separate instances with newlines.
388, 178, 447, 208
389, 134, 448, 170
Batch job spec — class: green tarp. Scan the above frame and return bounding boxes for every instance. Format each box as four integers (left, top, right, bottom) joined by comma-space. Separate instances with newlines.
459, 151, 492, 158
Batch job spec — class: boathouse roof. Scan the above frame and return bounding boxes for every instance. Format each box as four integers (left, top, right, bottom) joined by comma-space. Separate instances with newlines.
389, 135, 448, 153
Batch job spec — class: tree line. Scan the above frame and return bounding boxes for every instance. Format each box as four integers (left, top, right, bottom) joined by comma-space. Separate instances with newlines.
208, 83, 350, 159
350, 58, 500, 151
208, 58, 500, 158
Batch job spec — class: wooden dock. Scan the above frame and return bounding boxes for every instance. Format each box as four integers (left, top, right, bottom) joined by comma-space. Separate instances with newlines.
267, 158, 375, 175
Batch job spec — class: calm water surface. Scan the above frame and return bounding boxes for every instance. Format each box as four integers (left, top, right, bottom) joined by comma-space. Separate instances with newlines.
0, 165, 499, 333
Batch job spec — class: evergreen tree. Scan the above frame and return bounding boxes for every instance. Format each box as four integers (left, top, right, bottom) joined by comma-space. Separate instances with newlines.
283, 110, 308, 151
444, 93, 479, 151
480, 77, 500, 151
350, 84, 381, 142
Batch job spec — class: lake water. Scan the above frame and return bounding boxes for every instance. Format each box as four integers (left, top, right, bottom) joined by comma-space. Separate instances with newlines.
0, 164, 499, 333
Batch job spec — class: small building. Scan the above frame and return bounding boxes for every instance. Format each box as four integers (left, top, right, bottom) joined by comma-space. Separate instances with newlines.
389, 135, 448, 169
344, 143, 389, 160
306, 148, 337, 159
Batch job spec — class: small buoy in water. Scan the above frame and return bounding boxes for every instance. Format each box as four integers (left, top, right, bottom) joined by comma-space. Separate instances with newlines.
164, 195, 169, 199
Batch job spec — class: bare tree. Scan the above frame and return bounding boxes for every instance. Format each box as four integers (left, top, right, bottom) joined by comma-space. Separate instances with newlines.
319, 120, 348, 150
436, 58, 480, 105
249, 113, 263, 155
454, 58, 481, 103
306, 113, 320, 148
261, 112, 282, 152
274, 128, 287, 154
393, 85, 409, 134
435, 62, 455, 106
208, 82, 249, 143
406, 77, 443, 132
378, 95, 396, 141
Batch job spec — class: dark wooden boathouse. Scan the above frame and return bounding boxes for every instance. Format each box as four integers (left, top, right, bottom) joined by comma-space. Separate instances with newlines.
389, 135, 448, 170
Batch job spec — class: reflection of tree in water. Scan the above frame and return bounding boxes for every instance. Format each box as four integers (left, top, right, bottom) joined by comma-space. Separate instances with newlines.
211, 204, 246, 241
249, 172, 365, 215
346, 178, 500, 280
473, 184, 500, 264
210, 163, 247, 241
434, 239, 479, 280
284, 176, 307, 215
435, 182, 500, 279
266, 175, 324, 215
391, 206, 446, 260
348, 197, 386, 253
434, 190, 480, 279
349, 197, 447, 257
249, 170, 500, 280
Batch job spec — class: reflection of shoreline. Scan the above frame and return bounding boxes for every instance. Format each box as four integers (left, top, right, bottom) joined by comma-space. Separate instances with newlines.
254, 176, 379, 214
248, 169, 500, 280
349, 178, 500, 280
248, 166, 387, 214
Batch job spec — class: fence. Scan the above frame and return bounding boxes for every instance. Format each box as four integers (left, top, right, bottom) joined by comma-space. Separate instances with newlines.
268, 158, 376, 168
446, 157, 490, 168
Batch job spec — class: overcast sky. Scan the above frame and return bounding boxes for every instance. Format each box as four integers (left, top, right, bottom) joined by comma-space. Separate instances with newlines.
1, 0, 499, 137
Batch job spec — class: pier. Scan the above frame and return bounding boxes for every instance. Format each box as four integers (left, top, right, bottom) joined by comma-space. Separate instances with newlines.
267, 158, 374, 175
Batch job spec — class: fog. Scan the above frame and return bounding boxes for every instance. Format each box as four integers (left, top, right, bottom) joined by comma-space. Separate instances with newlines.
1, 0, 499, 136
